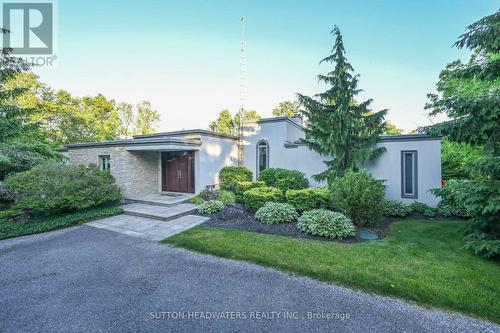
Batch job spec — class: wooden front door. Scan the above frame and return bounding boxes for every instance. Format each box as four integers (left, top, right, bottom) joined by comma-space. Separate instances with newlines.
162, 152, 194, 193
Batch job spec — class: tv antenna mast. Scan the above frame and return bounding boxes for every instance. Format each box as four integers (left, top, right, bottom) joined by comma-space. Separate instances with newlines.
238, 16, 245, 166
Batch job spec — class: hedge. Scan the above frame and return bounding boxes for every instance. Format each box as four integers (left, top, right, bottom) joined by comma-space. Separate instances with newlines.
258, 168, 309, 191
242, 186, 283, 213
285, 188, 331, 212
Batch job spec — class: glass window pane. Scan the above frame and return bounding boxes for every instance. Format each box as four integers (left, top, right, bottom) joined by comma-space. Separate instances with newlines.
404, 153, 413, 194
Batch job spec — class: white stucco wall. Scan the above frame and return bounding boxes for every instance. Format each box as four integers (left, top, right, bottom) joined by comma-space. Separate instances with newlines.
196, 134, 239, 193
365, 139, 441, 206
242, 119, 441, 206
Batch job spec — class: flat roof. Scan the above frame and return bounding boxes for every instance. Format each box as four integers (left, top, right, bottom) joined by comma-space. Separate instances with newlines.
133, 129, 238, 140
65, 137, 201, 149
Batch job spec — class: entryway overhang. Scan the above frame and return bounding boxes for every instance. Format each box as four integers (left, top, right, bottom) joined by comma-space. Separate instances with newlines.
125, 138, 201, 152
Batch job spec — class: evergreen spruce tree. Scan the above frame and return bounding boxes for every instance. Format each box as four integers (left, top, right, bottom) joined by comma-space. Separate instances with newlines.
297, 26, 387, 183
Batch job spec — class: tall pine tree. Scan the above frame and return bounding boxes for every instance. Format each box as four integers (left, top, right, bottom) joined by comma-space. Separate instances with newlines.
297, 26, 387, 183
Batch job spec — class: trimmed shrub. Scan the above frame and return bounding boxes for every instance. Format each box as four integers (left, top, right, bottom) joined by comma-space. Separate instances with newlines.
258, 168, 309, 191
255, 202, 299, 224
234, 181, 265, 200
297, 209, 356, 239
330, 170, 385, 227
5, 164, 122, 214
242, 186, 283, 213
219, 190, 236, 206
197, 200, 225, 214
383, 200, 411, 217
219, 166, 252, 191
285, 188, 331, 212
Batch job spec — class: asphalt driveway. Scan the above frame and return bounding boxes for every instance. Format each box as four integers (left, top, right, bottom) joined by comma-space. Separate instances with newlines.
0, 226, 498, 333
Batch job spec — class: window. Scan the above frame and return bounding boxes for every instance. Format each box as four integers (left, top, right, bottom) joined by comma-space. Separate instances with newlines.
99, 155, 111, 171
257, 140, 269, 175
401, 151, 417, 198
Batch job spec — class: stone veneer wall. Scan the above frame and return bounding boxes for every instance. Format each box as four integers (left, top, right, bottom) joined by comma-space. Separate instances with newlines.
67, 146, 159, 198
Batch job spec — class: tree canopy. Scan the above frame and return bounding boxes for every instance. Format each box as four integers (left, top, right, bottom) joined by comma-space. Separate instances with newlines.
272, 100, 300, 117
208, 109, 261, 136
297, 26, 387, 182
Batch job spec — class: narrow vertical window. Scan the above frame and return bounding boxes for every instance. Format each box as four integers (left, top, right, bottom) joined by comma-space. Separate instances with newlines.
401, 151, 417, 198
257, 140, 269, 175
99, 155, 111, 171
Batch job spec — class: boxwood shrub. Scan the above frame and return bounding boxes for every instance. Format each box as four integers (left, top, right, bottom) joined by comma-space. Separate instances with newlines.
218, 190, 236, 206
197, 200, 225, 214
285, 188, 331, 212
5, 164, 122, 214
383, 200, 411, 217
255, 202, 298, 224
219, 166, 252, 191
242, 186, 283, 213
330, 170, 385, 227
234, 181, 265, 201
258, 168, 309, 191
297, 209, 356, 239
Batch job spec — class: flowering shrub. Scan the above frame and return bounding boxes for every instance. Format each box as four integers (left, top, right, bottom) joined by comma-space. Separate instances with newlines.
255, 202, 299, 224
297, 209, 356, 239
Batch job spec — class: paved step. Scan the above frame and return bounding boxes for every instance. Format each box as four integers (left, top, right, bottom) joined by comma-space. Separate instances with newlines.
87, 214, 209, 241
125, 193, 193, 207
122, 202, 199, 222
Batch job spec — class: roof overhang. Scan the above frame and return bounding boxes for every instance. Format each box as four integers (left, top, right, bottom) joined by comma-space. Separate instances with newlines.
65, 138, 201, 151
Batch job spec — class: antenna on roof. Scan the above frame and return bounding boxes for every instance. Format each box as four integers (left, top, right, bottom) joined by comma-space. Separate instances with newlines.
238, 16, 245, 166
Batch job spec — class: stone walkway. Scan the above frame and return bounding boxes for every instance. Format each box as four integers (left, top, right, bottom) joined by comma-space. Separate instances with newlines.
87, 214, 208, 241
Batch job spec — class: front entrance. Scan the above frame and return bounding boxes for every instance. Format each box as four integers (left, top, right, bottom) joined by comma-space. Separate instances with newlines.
161, 151, 195, 193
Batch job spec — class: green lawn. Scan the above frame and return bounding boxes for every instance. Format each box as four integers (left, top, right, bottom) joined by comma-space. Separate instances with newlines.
0, 205, 123, 240
163, 220, 500, 323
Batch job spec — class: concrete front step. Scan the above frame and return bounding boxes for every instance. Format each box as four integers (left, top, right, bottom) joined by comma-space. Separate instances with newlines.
125, 193, 194, 207
122, 202, 199, 222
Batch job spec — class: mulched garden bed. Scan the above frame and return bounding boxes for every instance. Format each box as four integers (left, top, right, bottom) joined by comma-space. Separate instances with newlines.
197, 204, 465, 243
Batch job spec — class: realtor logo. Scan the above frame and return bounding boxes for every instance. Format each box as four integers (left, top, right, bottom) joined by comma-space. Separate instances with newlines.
1, 1, 53, 54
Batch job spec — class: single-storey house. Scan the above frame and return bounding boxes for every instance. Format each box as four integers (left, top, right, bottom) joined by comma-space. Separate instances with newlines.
64, 116, 441, 206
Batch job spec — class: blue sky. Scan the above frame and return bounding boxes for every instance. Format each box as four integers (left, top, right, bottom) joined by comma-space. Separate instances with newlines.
34, 0, 498, 132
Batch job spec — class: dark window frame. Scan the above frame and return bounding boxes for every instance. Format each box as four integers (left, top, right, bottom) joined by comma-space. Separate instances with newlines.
98, 155, 111, 171
401, 150, 418, 199
256, 140, 269, 176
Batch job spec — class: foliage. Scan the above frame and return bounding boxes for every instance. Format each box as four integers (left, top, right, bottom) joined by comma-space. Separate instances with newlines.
441, 140, 482, 180
218, 166, 252, 191
189, 195, 205, 204
385, 123, 403, 135
234, 181, 265, 200
0, 29, 34, 142
208, 109, 261, 136
197, 200, 225, 215
297, 209, 356, 239
0, 205, 123, 240
165, 221, 500, 323
258, 168, 309, 191
408, 201, 432, 214
0, 139, 63, 180
0, 181, 15, 203
285, 187, 331, 212
3, 72, 161, 145
218, 190, 236, 206
383, 200, 411, 217
242, 186, 283, 213
422, 11, 499, 258
432, 180, 470, 217
297, 26, 387, 182
272, 100, 301, 117
5, 165, 122, 214
255, 202, 299, 224
330, 170, 385, 226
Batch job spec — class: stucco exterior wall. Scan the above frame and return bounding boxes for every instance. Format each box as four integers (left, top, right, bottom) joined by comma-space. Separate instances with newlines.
365, 139, 441, 206
196, 135, 239, 193
67, 146, 159, 198
242, 120, 441, 206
